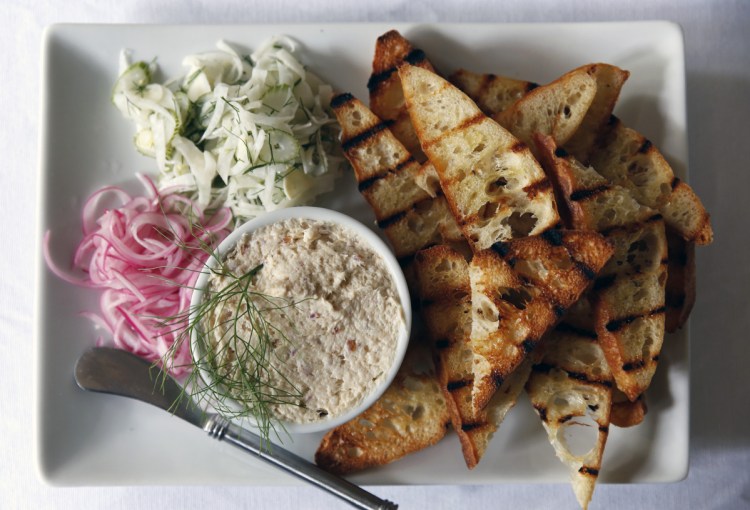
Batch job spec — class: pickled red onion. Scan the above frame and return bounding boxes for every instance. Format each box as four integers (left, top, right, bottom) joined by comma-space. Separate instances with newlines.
43, 174, 233, 375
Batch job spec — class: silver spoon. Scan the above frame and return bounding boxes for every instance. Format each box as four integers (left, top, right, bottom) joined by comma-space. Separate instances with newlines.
74, 347, 397, 510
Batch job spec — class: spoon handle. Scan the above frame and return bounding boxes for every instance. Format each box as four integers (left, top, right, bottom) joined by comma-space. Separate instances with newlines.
204, 415, 397, 510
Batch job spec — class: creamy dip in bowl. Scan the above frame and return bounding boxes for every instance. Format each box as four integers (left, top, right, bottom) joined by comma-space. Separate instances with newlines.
189, 207, 410, 434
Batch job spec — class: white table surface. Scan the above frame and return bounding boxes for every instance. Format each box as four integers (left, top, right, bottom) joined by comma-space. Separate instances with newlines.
3, 1, 749, 509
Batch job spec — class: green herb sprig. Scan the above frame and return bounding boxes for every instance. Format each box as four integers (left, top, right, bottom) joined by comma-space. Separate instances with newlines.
155, 208, 302, 448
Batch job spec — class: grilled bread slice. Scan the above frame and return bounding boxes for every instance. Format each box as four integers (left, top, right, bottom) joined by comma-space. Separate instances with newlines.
544, 296, 647, 429
368, 30, 436, 162
563, 64, 630, 163
470, 230, 614, 412
315, 336, 450, 474
414, 245, 531, 468
449, 69, 539, 116
536, 134, 667, 401
535, 134, 655, 231
665, 227, 696, 332
594, 234, 667, 402
526, 329, 613, 510
589, 116, 713, 245
331, 92, 463, 259
493, 65, 598, 159
399, 64, 559, 252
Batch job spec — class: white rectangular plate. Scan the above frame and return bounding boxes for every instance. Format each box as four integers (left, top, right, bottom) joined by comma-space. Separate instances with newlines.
36, 22, 689, 486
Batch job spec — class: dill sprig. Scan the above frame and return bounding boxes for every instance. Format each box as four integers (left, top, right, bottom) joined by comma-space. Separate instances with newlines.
154, 204, 302, 448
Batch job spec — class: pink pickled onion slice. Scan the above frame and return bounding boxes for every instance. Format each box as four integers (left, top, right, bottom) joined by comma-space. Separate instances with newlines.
43, 174, 233, 376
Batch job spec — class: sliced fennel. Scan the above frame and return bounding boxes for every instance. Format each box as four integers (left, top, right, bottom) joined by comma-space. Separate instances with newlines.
112, 36, 342, 221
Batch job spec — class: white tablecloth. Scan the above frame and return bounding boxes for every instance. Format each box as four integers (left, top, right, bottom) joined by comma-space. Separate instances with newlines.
3, 1, 749, 508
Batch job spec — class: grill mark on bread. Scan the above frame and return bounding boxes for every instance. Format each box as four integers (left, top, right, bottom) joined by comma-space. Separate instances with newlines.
341, 120, 395, 152
579, 466, 599, 476
403, 48, 428, 66
575, 260, 597, 281
422, 112, 485, 149
533, 404, 548, 422
605, 305, 667, 332
599, 425, 609, 433
638, 139, 653, 154
367, 68, 396, 93
477, 73, 494, 97
622, 360, 645, 372
491, 369, 504, 389
523, 177, 553, 199
541, 229, 564, 246
375, 195, 437, 229
460, 421, 485, 432
559, 414, 575, 424
447, 378, 472, 392
367, 48, 429, 93
570, 184, 610, 202
568, 370, 613, 387
594, 274, 616, 291
522, 338, 536, 354
330, 92, 355, 109
490, 241, 511, 257
377, 211, 406, 229
554, 322, 598, 339
357, 156, 416, 191
599, 213, 663, 237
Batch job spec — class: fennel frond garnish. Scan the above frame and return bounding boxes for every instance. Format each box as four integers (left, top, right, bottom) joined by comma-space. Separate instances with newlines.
156, 215, 302, 448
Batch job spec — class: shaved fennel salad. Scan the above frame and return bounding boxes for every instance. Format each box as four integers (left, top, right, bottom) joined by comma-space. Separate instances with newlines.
112, 36, 342, 222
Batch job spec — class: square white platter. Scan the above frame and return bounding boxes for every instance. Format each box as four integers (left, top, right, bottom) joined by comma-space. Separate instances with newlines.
36, 22, 689, 486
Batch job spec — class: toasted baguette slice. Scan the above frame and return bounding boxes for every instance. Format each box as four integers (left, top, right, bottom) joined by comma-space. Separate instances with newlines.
526, 330, 613, 510
537, 134, 668, 401
449, 69, 539, 116
331, 92, 462, 258
589, 116, 713, 244
493, 66, 597, 159
332, 92, 430, 221
563, 64, 630, 163
470, 230, 614, 412
535, 135, 655, 232
368, 30, 435, 162
665, 227, 696, 332
399, 64, 559, 252
415, 245, 530, 468
594, 220, 668, 401
315, 337, 450, 474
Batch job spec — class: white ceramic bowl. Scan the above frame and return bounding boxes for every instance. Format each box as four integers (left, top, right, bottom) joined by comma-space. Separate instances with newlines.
189, 206, 411, 434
